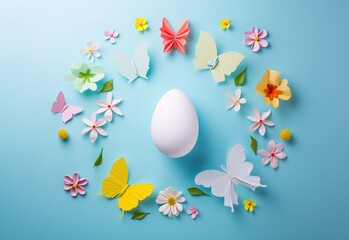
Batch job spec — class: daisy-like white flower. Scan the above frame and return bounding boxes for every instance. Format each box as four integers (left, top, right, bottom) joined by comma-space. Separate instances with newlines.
81, 114, 108, 143
187, 206, 199, 219
243, 27, 268, 52
156, 187, 185, 217
104, 29, 119, 44
64, 172, 88, 197
225, 89, 246, 111
80, 40, 101, 63
247, 110, 274, 136
258, 140, 287, 169
96, 92, 123, 122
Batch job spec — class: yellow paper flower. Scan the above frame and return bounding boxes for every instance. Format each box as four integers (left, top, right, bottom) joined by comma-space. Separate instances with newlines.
243, 198, 256, 212
134, 17, 148, 31
256, 70, 292, 108
220, 18, 231, 30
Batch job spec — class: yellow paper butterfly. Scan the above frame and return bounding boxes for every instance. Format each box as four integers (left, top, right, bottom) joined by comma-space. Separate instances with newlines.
193, 31, 244, 83
101, 157, 154, 212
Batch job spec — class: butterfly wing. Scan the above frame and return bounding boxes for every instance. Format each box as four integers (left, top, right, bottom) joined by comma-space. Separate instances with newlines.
210, 52, 244, 83
226, 144, 266, 191
118, 183, 154, 211
61, 105, 82, 123
195, 170, 238, 212
114, 52, 137, 83
173, 19, 190, 53
160, 18, 175, 53
193, 31, 218, 70
102, 157, 128, 198
51, 91, 66, 113
132, 42, 150, 79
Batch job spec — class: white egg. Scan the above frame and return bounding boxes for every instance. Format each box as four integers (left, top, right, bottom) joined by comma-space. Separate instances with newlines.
151, 89, 199, 158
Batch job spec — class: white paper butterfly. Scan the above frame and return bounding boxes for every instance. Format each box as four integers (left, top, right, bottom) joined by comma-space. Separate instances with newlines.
195, 144, 266, 212
193, 31, 244, 83
114, 42, 150, 83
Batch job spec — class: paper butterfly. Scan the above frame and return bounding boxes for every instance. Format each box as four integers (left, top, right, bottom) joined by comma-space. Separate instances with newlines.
101, 157, 154, 212
114, 42, 150, 83
193, 31, 244, 83
195, 144, 266, 212
160, 18, 190, 53
51, 91, 82, 123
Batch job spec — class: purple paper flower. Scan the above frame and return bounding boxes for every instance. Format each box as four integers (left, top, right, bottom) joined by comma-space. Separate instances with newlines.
64, 172, 88, 197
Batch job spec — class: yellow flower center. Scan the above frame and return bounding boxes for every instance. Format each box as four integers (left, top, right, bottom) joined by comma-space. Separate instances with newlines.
167, 197, 176, 206
254, 36, 259, 41
224, 21, 229, 26
88, 48, 93, 53
138, 22, 143, 26
72, 184, 77, 188
235, 99, 240, 103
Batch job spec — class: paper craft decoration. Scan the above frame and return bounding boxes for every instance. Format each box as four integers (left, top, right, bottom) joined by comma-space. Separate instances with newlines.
187, 206, 198, 219
156, 187, 185, 217
114, 42, 150, 83
80, 41, 101, 63
51, 91, 82, 123
193, 31, 244, 83
81, 114, 108, 143
101, 157, 154, 212
258, 140, 287, 169
96, 92, 123, 122
195, 144, 266, 212
151, 89, 199, 158
160, 18, 190, 53
225, 89, 246, 112
243, 198, 256, 212
64, 172, 88, 197
244, 27, 268, 52
247, 110, 274, 136
104, 30, 118, 44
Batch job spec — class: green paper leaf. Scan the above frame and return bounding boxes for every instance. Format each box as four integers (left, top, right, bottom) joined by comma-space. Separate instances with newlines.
99, 79, 114, 93
94, 148, 103, 167
131, 212, 150, 220
250, 135, 258, 155
234, 67, 247, 86
187, 187, 210, 196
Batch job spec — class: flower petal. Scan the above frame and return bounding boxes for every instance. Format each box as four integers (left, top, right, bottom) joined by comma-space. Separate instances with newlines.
64, 175, 73, 184
263, 120, 275, 126
234, 103, 241, 111
107, 92, 113, 105
111, 98, 122, 106
239, 98, 247, 104
78, 178, 88, 186
262, 157, 271, 165
95, 107, 108, 114
72, 173, 79, 184
275, 152, 287, 159
258, 123, 266, 136
176, 197, 185, 203
247, 116, 258, 122
87, 40, 93, 48
176, 203, 183, 212
235, 89, 241, 99
226, 102, 235, 110
249, 122, 261, 132
82, 118, 93, 127
252, 41, 261, 52
261, 110, 271, 120
268, 140, 276, 152
275, 143, 284, 153
225, 92, 236, 101
258, 150, 270, 157
156, 195, 168, 204
244, 38, 254, 46
104, 109, 113, 122
70, 187, 78, 197
258, 29, 268, 38
96, 118, 106, 127
270, 157, 279, 169
90, 129, 98, 142
77, 185, 86, 195
64, 183, 72, 190
244, 31, 255, 39
259, 39, 268, 47
96, 127, 108, 136
111, 106, 123, 116
253, 110, 261, 120
252, 27, 258, 36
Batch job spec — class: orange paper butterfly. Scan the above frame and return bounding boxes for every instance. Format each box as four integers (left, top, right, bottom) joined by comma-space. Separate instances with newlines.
160, 18, 190, 53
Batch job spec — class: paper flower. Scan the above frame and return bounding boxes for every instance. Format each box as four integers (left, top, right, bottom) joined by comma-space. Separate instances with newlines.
65, 62, 104, 93
258, 140, 287, 169
81, 114, 108, 143
220, 18, 231, 30
226, 89, 246, 111
243, 198, 256, 212
156, 187, 185, 217
247, 110, 275, 136
187, 206, 198, 219
256, 70, 292, 108
134, 17, 148, 31
104, 29, 118, 44
80, 41, 101, 63
96, 92, 123, 122
244, 27, 268, 52
64, 172, 88, 197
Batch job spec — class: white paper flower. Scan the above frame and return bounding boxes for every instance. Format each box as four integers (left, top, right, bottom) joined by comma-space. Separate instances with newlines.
226, 89, 246, 111
81, 114, 108, 142
80, 41, 101, 63
96, 92, 123, 122
156, 187, 185, 217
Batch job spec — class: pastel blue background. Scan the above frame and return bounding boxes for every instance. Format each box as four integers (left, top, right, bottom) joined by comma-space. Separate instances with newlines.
1, 0, 348, 239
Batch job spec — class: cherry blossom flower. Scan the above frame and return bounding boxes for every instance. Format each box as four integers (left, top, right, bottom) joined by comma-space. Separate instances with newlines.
104, 29, 119, 44
187, 206, 199, 219
96, 92, 123, 122
258, 140, 287, 169
247, 110, 274, 136
80, 40, 101, 63
64, 172, 88, 197
156, 187, 185, 217
81, 114, 108, 143
244, 27, 268, 52
226, 88, 246, 111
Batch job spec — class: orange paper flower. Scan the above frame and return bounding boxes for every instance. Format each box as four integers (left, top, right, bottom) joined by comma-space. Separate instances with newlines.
256, 70, 292, 108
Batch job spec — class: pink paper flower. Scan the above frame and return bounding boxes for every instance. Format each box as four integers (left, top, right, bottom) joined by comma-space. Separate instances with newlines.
258, 140, 287, 169
80, 41, 101, 63
96, 92, 123, 122
226, 88, 246, 112
81, 114, 108, 142
247, 110, 274, 136
64, 172, 88, 197
244, 27, 268, 52
104, 29, 119, 44
187, 206, 199, 219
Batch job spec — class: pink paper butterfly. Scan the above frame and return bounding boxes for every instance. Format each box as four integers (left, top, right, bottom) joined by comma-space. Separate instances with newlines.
160, 18, 190, 53
51, 91, 82, 123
